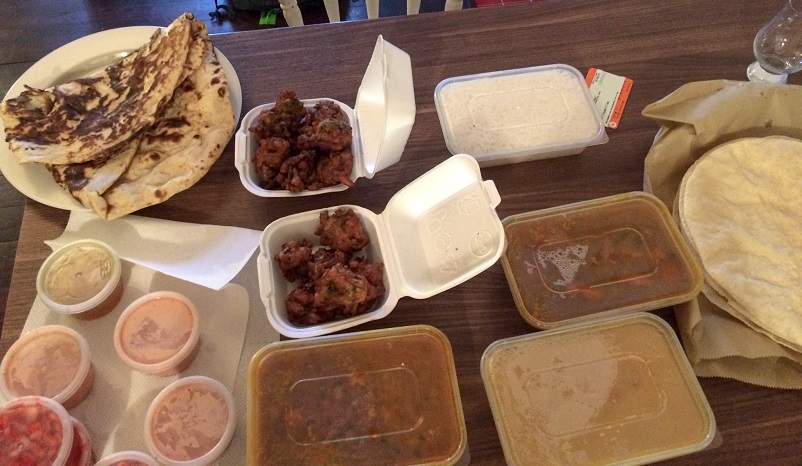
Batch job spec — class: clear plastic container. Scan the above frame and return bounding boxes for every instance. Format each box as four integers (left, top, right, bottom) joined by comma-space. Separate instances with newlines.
247, 325, 469, 466
434, 64, 608, 166
501, 191, 703, 329
0, 395, 75, 466
481, 313, 716, 465
113, 291, 200, 376
36, 239, 123, 319
0, 324, 94, 409
94, 451, 159, 466
235, 36, 415, 197
257, 153, 505, 338
69, 416, 96, 466
144, 376, 236, 466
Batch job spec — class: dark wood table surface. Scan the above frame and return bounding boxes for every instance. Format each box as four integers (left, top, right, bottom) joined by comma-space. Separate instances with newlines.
3, 1, 802, 464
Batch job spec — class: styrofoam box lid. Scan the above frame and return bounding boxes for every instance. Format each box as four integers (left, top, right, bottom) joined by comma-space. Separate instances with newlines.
481, 313, 716, 465
257, 153, 504, 338
434, 64, 608, 165
234, 35, 415, 197
246, 325, 469, 466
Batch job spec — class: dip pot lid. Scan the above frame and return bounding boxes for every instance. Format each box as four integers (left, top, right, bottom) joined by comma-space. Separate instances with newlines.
0, 324, 92, 406
0, 395, 75, 466
144, 375, 236, 466
234, 34, 415, 197
35, 239, 122, 315
246, 325, 468, 466
257, 154, 505, 339
481, 313, 717, 465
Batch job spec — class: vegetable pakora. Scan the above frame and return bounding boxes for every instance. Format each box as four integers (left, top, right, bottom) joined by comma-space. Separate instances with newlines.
274, 208, 385, 326
250, 90, 354, 192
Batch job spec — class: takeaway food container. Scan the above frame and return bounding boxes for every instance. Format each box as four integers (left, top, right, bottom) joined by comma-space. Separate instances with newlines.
501, 191, 703, 329
257, 153, 505, 338
235, 35, 416, 197
481, 313, 717, 465
247, 325, 469, 466
434, 64, 608, 166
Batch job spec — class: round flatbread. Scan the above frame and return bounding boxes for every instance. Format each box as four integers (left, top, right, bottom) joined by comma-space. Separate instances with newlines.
678, 136, 802, 346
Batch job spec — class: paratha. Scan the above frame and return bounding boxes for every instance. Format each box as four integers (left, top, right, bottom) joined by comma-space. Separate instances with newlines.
678, 136, 802, 347
0, 13, 194, 165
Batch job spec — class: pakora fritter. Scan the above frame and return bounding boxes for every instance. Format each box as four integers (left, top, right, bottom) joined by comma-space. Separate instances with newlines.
250, 90, 355, 192
274, 208, 385, 326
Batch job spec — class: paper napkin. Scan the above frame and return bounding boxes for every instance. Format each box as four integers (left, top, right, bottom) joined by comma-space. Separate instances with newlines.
46, 211, 262, 291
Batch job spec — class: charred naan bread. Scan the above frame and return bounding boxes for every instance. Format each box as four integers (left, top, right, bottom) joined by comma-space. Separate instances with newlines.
47, 26, 235, 220
0, 13, 194, 165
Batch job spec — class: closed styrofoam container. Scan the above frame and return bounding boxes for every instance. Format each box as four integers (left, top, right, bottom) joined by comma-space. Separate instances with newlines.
434, 64, 608, 166
257, 154, 505, 338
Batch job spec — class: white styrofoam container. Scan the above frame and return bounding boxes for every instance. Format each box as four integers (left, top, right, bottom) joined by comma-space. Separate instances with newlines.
235, 35, 416, 197
434, 64, 608, 167
257, 154, 505, 338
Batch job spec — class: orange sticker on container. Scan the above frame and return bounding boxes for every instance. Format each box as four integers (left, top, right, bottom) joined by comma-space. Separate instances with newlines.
585, 68, 632, 129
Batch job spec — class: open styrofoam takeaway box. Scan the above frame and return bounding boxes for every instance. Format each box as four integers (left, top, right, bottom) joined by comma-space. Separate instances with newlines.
257, 154, 505, 338
235, 35, 415, 196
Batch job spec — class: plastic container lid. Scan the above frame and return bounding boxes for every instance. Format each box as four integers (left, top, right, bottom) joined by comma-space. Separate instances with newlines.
36, 239, 122, 317
481, 313, 716, 465
70, 416, 96, 466
144, 376, 236, 466
113, 291, 200, 375
235, 35, 415, 197
0, 395, 75, 466
257, 153, 505, 338
0, 325, 94, 409
501, 191, 703, 329
434, 64, 608, 166
246, 325, 469, 466
94, 451, 159, 466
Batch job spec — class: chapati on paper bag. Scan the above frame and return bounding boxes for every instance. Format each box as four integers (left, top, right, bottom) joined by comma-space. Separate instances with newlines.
678, 135, 802, 347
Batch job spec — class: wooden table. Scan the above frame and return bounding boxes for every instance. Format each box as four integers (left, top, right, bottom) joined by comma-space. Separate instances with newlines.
3, 1, 802, 464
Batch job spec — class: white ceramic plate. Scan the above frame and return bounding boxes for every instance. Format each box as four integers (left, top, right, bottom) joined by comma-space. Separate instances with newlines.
0, 26, 243, 211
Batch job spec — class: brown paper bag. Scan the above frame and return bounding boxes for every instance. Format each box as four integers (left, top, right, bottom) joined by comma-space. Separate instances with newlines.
642, 79, 802, 389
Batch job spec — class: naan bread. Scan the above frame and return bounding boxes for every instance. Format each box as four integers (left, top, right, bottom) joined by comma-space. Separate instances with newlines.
0, 13, 194, 165
678, 136, 802, 347
93, 34, 235, 220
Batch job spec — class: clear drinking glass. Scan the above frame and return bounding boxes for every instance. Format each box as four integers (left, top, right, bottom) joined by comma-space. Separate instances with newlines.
747, 0, 802, 85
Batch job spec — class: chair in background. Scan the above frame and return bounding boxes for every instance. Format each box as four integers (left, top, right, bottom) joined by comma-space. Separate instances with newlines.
278, 0, 463, 26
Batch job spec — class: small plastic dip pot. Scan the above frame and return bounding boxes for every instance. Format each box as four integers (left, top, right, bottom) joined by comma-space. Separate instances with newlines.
94, 450, 159, 466
0, 325, 94, 409
68, 416, 96, 466
144, 376, 236, 466
37, 239, 123, 319
0, 396, 74, 466
114, 291, 200, 376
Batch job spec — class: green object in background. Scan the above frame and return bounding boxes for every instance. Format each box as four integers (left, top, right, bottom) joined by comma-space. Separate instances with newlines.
259, 9, 279, 25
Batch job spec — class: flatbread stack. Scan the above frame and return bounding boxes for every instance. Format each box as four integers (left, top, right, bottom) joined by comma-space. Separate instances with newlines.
0, 13, 235, 219
677, 136, 802, 351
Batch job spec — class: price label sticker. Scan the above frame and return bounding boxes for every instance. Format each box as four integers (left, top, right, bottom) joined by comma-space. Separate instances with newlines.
585, 68, 633, 129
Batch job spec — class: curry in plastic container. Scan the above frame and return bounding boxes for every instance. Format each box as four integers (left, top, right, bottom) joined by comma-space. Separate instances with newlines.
501, 191, 702, 329
247, 325, 469, 466
481, 313, 716, 465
